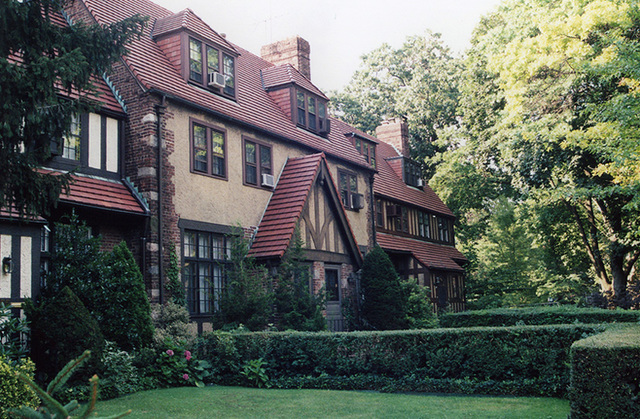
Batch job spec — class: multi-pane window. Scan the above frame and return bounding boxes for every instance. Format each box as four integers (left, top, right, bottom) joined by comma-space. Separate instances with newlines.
437, 217, 451, 243
62, 114, 81, 160
339, 170, 358, 210
191, 121, 226, 178
375, 199, 384, 227
189, 38, 236, 98
40, 225, 51, 288
418, 211, 431, 239
354, 137, 376, 168
183, 230, 230, 315
295, 90, 329, 135
404, 159, 422, 187
244, 139, 272, 186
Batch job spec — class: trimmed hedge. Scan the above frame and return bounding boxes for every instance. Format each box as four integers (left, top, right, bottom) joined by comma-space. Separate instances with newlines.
569, 324, 640, 418
439, 306, 640, 328
197, 324, 605, 397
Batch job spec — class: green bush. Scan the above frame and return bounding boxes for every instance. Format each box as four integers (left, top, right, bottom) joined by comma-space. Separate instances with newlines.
439, 305, 640, 328
0, 303, 29, 361
26, 286, 105, 383
197, 324, 604, 397
0, 356, 39, 418
360, 246, 407, 330
98, 341, 147, 400
151, 301, 195, 347
569, 324, 640, 418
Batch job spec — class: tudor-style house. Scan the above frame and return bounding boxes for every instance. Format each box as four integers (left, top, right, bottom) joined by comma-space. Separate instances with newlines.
5, 0, 467, 331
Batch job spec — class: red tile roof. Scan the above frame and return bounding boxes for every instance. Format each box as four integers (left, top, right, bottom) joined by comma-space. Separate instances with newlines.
249, 154, 323, 259
377, 233, 467, 272
79, 0, 373, 171
261, 64, 328, 100
152, 8, 236, 53
51, 172, 148, 215
374, 141, 453, 216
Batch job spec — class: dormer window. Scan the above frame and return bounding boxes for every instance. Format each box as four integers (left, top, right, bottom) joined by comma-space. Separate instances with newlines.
404, 159, 422, 188
189, 37, 235, 98
353, 136, 377, 168
296, 89, 329, 135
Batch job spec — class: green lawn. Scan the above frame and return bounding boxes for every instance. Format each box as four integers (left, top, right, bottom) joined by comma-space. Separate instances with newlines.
95, 386, 569, 418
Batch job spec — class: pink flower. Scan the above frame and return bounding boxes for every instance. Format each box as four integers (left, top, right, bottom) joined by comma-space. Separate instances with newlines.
166, 349, 174, 356
183, 373, 189, 381
184, 350, 192, 361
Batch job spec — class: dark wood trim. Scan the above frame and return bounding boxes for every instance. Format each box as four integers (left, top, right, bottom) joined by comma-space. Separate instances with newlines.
303, 249, 351, 264
178, 219, 236, 236
189, 117, 228, 180
241, 135, 273, 189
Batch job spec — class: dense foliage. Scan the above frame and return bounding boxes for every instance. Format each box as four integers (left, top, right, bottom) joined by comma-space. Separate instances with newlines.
570, 325, 640, 418
41, 216, 153, 350
0, 357, 39, 418
0, 0, 145, 218
360, 246, 407, 330
0, 303, 29, 361
195, 324, 603, 397
439, 306, 640, 328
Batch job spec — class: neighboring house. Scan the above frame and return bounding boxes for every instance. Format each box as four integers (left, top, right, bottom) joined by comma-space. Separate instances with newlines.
0, 11, 149, 312
46, 0, 466, 331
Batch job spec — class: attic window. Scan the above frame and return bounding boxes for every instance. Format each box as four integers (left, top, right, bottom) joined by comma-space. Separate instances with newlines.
354, 137, 376, 168
404, 159, 422, 187
189, 37, 235, 98
296, 89, 329, 136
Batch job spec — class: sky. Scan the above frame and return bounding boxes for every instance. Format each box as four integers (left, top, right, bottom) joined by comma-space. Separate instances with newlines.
153, 0, 504, 92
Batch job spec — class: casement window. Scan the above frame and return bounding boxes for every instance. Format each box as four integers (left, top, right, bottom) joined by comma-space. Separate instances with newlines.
354, 137, 376, 168
62, 114, 81, 161
375, 198, 384, 227
339, 170, 363, 211
437, 217, 451, 243
183, 230, 230, 315
404, 159, 422, 187
417, 211, 431, 239
243, 139, 272, 187
191, 121, 226, 178
189, 37, 236, 98
296, 90, 329, 135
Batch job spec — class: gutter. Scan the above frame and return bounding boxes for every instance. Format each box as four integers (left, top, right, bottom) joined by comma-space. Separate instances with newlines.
155, 96, 167, 304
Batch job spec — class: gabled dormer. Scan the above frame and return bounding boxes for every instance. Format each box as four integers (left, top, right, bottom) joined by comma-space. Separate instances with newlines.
152, 9, 239, 99
345, 132, 377, 168
261, 64, 330, 137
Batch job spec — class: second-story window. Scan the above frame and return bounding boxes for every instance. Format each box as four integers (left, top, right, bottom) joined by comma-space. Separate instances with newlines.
296, 89, 329, 135
404, 159, 422, 187
244, 139, 272, 187
418, 211, 431, 239
339, 170, 360, 211
62, 114, 81, 161
437, 217, 451, 243
191, 120, 226, 178
189, 38, 235, 98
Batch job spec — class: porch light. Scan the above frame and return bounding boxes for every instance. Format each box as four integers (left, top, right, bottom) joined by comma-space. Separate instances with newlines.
2, 257, 12, 274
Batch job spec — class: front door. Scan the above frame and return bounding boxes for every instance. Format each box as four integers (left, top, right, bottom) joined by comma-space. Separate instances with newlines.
325, 267, 343, 331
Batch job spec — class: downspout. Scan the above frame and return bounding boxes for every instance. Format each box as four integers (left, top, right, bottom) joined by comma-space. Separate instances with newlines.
369, 173, 376, 246
156, 97, 167, 304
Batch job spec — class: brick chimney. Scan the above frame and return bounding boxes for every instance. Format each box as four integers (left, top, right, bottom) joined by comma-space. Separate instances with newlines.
376, 118, 410, 157
261, 36, 311, 80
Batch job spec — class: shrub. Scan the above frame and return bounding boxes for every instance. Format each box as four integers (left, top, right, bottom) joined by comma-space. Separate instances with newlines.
97, 341, 146, 400
197, 324, 604, 397
360, 246, 407, 330
569, 324, 640, 418
403, 280, 437, 329
439, 305, 640, 328
151, 301, 195, 346
212, 233, 273, 331
274, 227, 325, 331
0, 356, 39, 418
165, 243, 187, 307
96, 241, 154, 350
193, 331, 241, 382
0, 302, 29, 361
151, 340, 211, 388
26, 286, 105, 383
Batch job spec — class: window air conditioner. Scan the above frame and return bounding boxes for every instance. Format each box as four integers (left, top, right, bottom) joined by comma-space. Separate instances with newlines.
208, 72, 226, 88
319, 119, 331, 135
351, 193, 365, 210
261, 173, 275, 188
417, 178, 424, 187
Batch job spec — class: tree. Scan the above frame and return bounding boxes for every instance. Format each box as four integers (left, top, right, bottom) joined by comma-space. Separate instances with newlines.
273, 227, 325, 331
360, 246, 407, 330
330, 31, 462, 178
0, 0, 145, 217
212, 233, 273, 331
477, 0, 640, 305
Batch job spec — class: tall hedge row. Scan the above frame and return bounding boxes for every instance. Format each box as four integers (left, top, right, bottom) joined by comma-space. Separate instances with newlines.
196, 324, 604, 397
439, 306, 640, 328
569, 325, 640, 418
